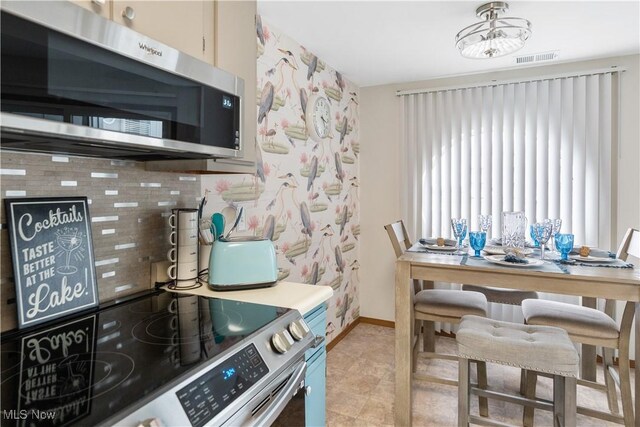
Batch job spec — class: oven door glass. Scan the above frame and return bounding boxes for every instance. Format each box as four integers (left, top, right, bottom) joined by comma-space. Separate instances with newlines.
1, 11, 240, 150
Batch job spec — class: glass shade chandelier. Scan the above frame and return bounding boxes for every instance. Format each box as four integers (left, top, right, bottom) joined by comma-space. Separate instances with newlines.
455, 2, 532, 59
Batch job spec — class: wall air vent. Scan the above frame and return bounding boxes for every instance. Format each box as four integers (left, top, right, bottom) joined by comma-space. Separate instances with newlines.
515, 51, 559, 64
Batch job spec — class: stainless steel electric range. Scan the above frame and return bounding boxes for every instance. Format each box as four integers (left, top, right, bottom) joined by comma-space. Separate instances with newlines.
0, 290, 317, 426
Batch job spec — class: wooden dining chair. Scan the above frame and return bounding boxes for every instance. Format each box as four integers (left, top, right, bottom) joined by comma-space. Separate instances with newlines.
384, 220, 490, 416
522, 227, 639, 426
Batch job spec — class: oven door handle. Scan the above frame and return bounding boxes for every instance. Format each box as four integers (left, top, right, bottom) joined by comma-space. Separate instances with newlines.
251, 360, 307, 426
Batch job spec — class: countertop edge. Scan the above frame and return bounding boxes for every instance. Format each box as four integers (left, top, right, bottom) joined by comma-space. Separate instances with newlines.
163, 281, 334, 315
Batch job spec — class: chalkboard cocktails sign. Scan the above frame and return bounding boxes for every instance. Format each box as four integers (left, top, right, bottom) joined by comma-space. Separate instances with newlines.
5, 197, 99, 329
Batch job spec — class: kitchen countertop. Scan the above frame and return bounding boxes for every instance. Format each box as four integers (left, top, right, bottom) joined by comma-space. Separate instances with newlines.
163, 281, 333, 315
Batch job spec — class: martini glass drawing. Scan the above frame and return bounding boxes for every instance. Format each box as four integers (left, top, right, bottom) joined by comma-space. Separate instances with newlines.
56, 229, 83, 275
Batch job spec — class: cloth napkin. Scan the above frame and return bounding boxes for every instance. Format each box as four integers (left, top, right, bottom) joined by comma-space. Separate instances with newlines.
568, 247, 613, 258
419, 237, 457, 246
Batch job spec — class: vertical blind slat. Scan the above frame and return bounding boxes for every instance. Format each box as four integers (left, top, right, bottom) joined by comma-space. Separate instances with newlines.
441, 91, 452, 235
491, 85, 504, 240
503, 84, 515, 213
598, 73, 613, 249
572, 76, 587, 244
585, 75, 600, 246
548, 79, 562, 220
536, 80, 550, 221
460, 89, 471, 223
524, 82, 537, 222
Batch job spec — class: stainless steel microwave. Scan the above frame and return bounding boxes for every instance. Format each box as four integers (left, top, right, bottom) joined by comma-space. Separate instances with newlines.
0, 1, 244, 160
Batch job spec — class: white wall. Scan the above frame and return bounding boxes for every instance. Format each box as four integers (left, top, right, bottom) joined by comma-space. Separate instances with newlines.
360, 55, 640, 322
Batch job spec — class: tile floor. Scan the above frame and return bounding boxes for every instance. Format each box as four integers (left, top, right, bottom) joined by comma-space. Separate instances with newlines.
325, 322, 635, 426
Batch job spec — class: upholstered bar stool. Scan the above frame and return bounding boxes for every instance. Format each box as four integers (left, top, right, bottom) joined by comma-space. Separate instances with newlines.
384, 221, 490, 416
457, 315, 579, 427
521, 227, 640, 426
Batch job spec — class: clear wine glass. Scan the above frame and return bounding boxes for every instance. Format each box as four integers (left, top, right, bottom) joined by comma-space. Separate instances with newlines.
478, 214, 492, 235
548, 218, 562, 253
451, 218, 467, 253
532, 221, 553, 260
529, 225, 540, 248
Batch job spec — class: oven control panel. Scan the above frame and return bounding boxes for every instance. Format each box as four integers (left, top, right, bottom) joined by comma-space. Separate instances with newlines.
176, 344, 268, 427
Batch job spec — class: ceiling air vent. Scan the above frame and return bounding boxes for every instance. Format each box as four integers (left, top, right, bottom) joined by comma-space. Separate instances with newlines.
515, 51, 559, 65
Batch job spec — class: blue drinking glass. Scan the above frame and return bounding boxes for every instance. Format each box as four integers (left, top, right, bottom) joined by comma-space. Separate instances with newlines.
529, 225, 540, 248
469, 232, 486, 257
556, 233, 574, 261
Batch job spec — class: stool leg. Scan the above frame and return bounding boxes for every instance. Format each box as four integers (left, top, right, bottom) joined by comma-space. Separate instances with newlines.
519, 369, 527, 395
553, 375, 565, 427
423, 320, 435, 352
563, 377, 577, 427
523, 370, 537, 427
458, 358, 470, 427
602, 348, 619, 415
618, 348, 634, 427
476, 361, 489, 417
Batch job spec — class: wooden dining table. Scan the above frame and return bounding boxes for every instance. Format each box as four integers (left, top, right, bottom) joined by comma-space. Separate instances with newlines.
394, 250, 640, 426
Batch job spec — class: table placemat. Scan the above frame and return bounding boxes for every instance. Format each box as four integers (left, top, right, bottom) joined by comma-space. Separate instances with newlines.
460, 255, 567, 274
556, 259, 634, 269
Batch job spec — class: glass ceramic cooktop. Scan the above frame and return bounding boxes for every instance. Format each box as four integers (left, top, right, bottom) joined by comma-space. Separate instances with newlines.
0, 290, 289, 426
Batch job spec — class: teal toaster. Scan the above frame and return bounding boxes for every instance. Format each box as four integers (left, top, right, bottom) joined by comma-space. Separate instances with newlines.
208, 236, 278, 290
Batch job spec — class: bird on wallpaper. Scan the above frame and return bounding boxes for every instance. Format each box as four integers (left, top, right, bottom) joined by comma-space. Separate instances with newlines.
307, 155, 318, 192
307, 54, 318, 81
287, 136, 296, 148
339, 205, 349, 236
262, 215, 276, 240
256, 15, 265, 46
300, 201, 312, 238
258, 82, 274, 128
258, 58, 297, 137
339, 116, 348, 145
278, 172, 300, 187
255, 142, 266, 183
334, 153, 344, 183
335, 71, 345, 93
334, 245, 345, 274
336, 290, 351, 327
299, 88, 308, 120
309, 261, 319, 286
278, 48, 300, 70
320, 224, 335, 233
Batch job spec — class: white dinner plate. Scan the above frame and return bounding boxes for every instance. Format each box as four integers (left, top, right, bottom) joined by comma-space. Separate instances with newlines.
569, 255, 616, 263
422, 244, 458, 252
484, 255, 545, 268
483, 245, 533, 256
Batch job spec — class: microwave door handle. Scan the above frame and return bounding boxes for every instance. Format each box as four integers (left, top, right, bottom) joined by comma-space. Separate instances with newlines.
251, 361, 307, 426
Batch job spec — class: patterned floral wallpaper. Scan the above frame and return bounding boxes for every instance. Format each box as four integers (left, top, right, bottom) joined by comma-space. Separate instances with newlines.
201, 16, 360, 342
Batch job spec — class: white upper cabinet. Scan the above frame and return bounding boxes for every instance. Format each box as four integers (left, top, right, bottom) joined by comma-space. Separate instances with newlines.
112, 1, 214, 64
68, 0, 111, 19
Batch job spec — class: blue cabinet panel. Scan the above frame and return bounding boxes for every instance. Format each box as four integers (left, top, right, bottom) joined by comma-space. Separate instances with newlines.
305, 346, 326, 427
304, 304, 326, 427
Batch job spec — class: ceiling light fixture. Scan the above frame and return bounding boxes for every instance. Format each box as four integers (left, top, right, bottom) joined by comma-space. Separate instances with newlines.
455, 2, 532, 59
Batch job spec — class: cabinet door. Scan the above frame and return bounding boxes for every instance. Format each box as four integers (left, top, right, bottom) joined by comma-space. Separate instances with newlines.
305, 350, 327, 427
68, 0, 111, 18
213, 0, 257, 171
112, 1, 213, 63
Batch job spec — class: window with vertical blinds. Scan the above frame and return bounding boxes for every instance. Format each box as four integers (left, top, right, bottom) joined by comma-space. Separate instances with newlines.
400, 71, 618, 325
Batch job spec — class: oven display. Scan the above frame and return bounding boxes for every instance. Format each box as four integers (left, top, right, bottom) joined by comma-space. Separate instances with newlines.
176, 344, 268, 427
